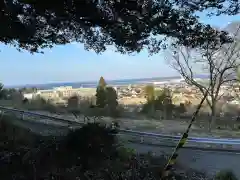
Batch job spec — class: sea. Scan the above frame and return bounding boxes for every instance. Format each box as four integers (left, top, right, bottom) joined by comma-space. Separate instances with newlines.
10, 75, 210, 90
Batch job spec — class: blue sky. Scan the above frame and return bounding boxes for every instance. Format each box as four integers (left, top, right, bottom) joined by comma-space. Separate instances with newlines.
0, 12, 240, 86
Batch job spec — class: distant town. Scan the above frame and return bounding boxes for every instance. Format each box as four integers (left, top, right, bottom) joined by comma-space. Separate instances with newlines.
22, 79, 240, 108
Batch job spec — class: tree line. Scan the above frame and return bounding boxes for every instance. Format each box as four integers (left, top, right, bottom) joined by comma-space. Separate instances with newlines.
67, 76, 119, 118
0, 83, 38, 100
142, 85, 186, 119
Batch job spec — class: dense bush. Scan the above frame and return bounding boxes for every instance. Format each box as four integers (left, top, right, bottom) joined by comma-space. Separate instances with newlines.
141, 88, 176, 119
141, 101, 155, 117
0, 121, 119, 178
67, 95, 81, 117
64, 122, 118, 170
21, 96, 59, 113
67, 95, 79, 109
117, 146, 136, 161
215, 170, 238, 180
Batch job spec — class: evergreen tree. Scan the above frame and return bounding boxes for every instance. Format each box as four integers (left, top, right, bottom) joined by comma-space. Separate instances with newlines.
142, 85, 155, 116
96, 76, 107, 108
106, 87, 118, 117
144, 85, 155, 102
98, 76, 107, 88
0, 83, 5, 99
96, 87, 107, 108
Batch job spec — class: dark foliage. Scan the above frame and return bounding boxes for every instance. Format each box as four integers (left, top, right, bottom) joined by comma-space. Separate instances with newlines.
142, 88, 175, 119
0, 84, 19, 100
96, 76, 107, 108
64, 123, 118, 171
180, 103, 186, 112
19, 87, 38, 94
106, 87, 119, 117
145, 85, 155, 102
215, 170, 238, 180
173, 0, 239, 15
0, 118, 214, 180
1, 0, 237, 54
67, 95, 80, 114
96, 87, 107, 108
141, 100, 155, 115
22, 98, 28, 104
0, 83, 5, 99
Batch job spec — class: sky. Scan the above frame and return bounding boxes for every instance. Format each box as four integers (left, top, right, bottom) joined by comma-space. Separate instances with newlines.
0, 12, 240, 86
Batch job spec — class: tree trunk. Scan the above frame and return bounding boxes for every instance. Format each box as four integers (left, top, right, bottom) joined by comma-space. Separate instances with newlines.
163, 107, 167, 120
147, 103, 155, 118
208, 103, 216, 132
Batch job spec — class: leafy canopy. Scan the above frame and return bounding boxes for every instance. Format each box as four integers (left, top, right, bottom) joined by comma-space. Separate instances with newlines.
1, 0, 238, 54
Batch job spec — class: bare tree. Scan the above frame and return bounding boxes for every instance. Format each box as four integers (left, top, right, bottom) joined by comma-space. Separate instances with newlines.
166, 27, 240, 130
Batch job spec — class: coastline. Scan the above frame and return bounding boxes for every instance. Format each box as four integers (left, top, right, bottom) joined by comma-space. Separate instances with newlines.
7, 76, 182, 89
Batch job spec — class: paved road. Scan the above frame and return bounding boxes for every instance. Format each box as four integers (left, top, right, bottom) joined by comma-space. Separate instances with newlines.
126, 142, 240, 177
5, 115, 240, 178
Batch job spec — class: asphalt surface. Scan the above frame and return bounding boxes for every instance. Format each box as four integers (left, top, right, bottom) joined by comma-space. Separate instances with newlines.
5, 115, 240, 178
126, 142, 240, 177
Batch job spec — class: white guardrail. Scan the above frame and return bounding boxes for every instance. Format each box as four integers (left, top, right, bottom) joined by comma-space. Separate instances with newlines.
0, 106, 240, 145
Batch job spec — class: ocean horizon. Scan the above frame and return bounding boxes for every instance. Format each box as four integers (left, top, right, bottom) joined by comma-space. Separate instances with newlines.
7, 75, 210, 89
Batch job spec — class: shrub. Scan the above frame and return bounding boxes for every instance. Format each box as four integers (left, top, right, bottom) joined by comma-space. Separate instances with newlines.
64, 122, 118, 170
42, 100, 58, 113
215, 170, 238, 180
22, 98, 29, 104
174, 103, 186, 117
141, 88, 174, 119
67, 95, 81, 115
117, 146, 136, 161
141, 101, 155, 117
67, 95, 79, 108
0, 117, 212, 180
